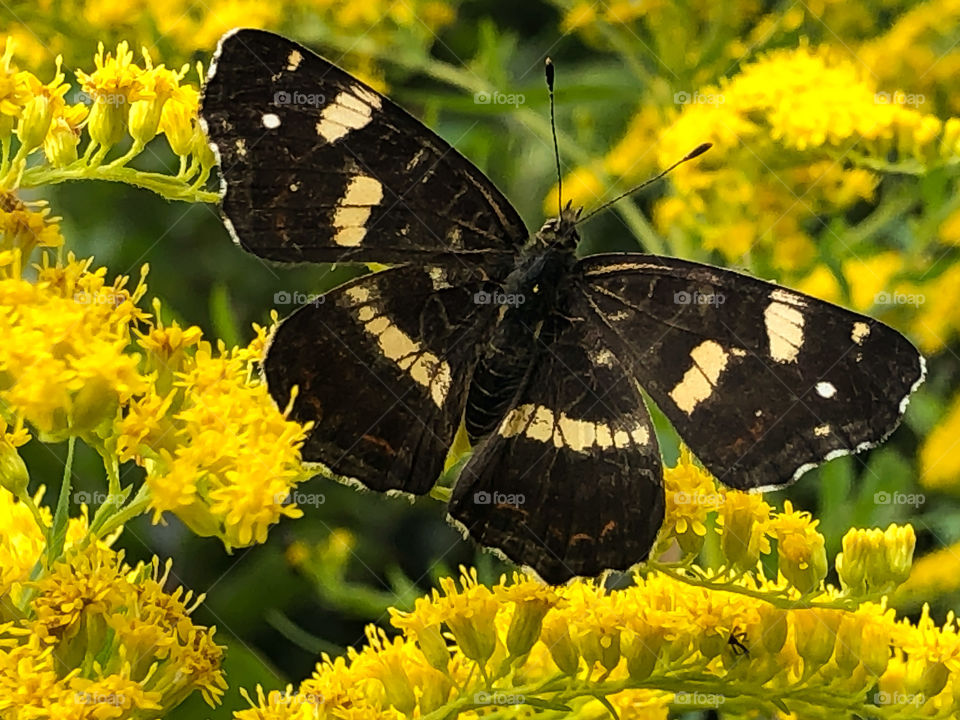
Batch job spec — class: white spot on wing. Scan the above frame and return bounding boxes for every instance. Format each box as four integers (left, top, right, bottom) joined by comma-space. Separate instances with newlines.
816, 381, 837, 398
262, 112, 281, 129
286, 49, 303, 71
669, 340, 730, 415
764, 298, 805, 363
852, 322, 870, 345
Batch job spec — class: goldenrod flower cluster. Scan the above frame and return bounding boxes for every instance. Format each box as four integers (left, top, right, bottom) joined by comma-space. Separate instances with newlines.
0, 488, 226, 717
233, 457, 948, 720
0, 38, 215, 203
0, 232, 313, 551
1, 0, 455, 90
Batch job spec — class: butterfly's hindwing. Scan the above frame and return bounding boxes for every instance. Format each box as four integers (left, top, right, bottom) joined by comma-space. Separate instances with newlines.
201, 29, 527, 271
264, 266, 494, 493
449, 306, 665, 584
579, 254, 925, 490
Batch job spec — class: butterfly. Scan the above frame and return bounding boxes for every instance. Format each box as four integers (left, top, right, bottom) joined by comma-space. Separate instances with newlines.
200, 29, 925, 584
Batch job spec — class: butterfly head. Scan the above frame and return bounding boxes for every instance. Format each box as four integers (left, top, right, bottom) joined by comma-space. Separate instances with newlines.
536, 201, 582, 251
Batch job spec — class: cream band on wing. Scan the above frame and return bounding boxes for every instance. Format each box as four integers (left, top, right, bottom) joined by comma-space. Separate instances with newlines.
332, 174, 383, 247
498, 403, 650, 453
316, 86, 383, 143
344, 285, 452, 407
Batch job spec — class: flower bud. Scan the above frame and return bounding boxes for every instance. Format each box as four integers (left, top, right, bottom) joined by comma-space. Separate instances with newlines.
0, 427, 29, 496
834, 616, 863, 674
17, 94, 53, 152
541, 615, 579, 675
43, 118, 80, 167
578, 629, 620, 673
378, 653, 416, 714
87, 96, 127, 148
415, 623, 450, 672
129, 97, 165, 145
793, 609, 840, 674
622, 627, 663, 681
505, 599, 552, 658
758, 605, 788, 655
859, 621, 891, 678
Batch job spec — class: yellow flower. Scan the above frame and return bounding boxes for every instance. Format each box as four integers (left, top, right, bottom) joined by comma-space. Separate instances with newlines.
0, 38, 27, 137
0, 191, 63, 263
716, 490, 772, 572
15, 57, 74, 153
76, 41, 150, 148
4, 542, 225, 714
661, 446, 721, 554
0, 415, 29, 496
118, 317, 312, 549
836, 524, 916, 595
0, 253, 148, 439
128, 50, 188, 145
769, 500, 828, 593
158, 80, 200, 157
242, 566, 960, 719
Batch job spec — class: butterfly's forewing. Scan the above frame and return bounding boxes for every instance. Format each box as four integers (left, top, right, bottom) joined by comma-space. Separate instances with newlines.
201, 29, 527, 271
578, 254, 925, 490
449, 302, 664, 584
265, 266, 494, 494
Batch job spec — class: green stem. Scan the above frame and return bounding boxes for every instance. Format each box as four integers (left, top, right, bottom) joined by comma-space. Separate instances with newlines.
19, 162, 220, 203
646, 561, 884, 611
46, 436, 75, 567
90, 483, 151, 540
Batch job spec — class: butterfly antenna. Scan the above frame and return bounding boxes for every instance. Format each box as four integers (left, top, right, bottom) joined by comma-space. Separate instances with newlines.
576, 142, 713, 226
545, 57, 562, 218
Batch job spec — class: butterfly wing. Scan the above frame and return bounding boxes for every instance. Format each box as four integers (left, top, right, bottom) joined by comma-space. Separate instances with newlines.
201, 29, 527, 272
448, 301, 664, 584
265, 266, 494, 494
578, 253, 925, 490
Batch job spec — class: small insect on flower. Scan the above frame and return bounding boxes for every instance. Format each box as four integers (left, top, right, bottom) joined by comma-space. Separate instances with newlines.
727, 628, 749, 656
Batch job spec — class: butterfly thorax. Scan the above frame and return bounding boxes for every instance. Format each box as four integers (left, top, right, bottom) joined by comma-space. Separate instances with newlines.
464, 216, 579, 443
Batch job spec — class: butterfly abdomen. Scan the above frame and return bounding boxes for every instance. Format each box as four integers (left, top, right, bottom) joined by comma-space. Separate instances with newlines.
464, 248, 575, 442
